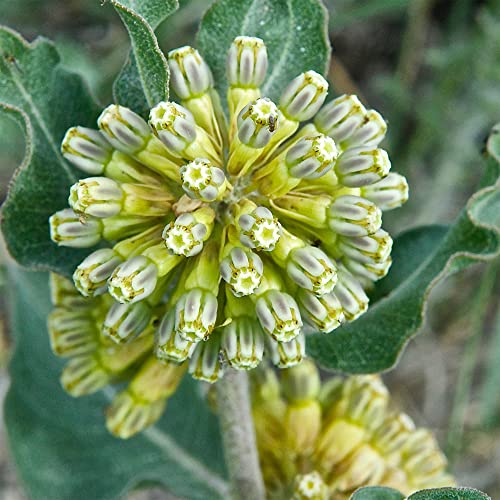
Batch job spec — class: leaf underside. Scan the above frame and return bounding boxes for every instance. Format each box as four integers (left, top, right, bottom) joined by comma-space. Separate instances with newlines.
353, 486, 490, 500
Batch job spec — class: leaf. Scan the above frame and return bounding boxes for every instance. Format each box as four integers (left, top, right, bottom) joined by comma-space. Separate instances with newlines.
4, 267, 229, 500
111, 0, 179, 117
196, 0, 331, 103
351, 486, 404, 500
408, 487, 491, 500
0, 27, 100, 276
307, 139, 500, 374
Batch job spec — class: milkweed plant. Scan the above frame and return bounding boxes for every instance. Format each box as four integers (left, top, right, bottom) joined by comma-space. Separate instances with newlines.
0, 1, 498, 499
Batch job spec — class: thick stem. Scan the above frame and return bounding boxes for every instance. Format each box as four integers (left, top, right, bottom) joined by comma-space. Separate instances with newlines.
216, 368, 266, 500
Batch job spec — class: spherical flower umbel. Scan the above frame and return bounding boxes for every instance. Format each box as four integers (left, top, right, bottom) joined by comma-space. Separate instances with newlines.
252, 363, 455, 499
48, 35, 408, 437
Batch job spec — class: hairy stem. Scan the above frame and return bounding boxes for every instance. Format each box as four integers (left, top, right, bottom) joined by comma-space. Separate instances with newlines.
216, 369, 265, 500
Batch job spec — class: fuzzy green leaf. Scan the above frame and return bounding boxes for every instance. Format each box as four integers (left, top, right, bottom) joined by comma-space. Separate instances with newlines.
408, 487, 490, 500
307, 134, 500, 374
5, 267, 229, 500
0, 27, 100, 275
196, 0, 331, 102
112, 0, 179, 117
351, 486, 405, 500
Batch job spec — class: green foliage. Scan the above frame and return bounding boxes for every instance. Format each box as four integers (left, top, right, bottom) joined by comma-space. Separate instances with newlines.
0, 27, 100, 275
408, 487, 491, 500
351, 486, 405, 500
196, 0, 331, 102
354, 487, 490, 500
307, 142, 500, 373
4, 267, 229, 500
112, 0, 179, 117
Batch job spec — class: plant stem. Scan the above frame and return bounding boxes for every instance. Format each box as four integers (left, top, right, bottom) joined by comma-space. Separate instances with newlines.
216, 369, 266, 500
446, 263, 497, 463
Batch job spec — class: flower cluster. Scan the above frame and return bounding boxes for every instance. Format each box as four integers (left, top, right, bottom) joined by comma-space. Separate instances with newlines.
48, 36, 408, 435
251, 362, 455, 499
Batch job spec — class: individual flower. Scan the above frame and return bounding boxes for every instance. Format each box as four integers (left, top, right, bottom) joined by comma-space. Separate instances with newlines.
251, 361, 455, 499
48, 36, 408, 436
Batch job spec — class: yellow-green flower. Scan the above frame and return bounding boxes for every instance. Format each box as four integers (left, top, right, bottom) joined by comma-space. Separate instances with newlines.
48, 36, 408, 437
251, 361, 455, 499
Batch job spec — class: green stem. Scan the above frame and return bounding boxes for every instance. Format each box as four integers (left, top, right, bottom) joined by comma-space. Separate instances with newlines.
216, 369, 266, 500
446, 263, 497, 462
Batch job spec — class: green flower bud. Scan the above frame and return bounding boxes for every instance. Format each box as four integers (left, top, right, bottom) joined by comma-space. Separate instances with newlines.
372, 412, 415, 459
344, 255, 392, 282
61, 354, 110, 397
149, 101, 196, 153
50, 273, 96, 309
315, 94, 387, 149
108, 255, 158, 304
337, 229, 393, 265
334, 267, 369, 321
255, 290, 302, 342
106, 389, 166, 440
189, 334, 223, 383
227, 36, 268, 88
361, 172, 409, 211
98, 104, 151, 154
280, 70, 328, 122
180, 158, 227, 202
106, 357, 186, 438
155, 310, 196, 362
238, 206, 281, 251
69, 176, 124, 218
297, 289, 345, 333
102, 301, 152, 344
266, 332, 305, 368
163, 208, 214, 257
327, 195, 382, 237
175, 288, 218, 342
73, 248, 122, 297
168, 46, 213, 100
220, 247, 264, 297
61, 126, 112, 175
400, 429, 454, 490
286, 134, 339, 179
315, 94, 366, 140
49, 208, 102, 248
293, 471, 328, 500
47, 308, 99, 357
335, 146, 391, 187
287, 246, 337, 296
237, 98, 279, 148
282, 359, 321, 403
221, 316, 265, 369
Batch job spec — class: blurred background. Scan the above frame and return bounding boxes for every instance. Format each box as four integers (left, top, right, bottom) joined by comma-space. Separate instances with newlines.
0, 0, 499, 498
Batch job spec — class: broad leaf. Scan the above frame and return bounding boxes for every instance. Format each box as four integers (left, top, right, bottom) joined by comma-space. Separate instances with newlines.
351, 486, 404, 500
197, 0, 331, 102
5, 267, 229, 500
112, 0, 179, 117
308, 138, 500, 374
0, 27, 100, 276
408, 487, 490, 500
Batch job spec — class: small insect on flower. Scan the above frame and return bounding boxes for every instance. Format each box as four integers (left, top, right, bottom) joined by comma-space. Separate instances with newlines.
48, 34, 408, 438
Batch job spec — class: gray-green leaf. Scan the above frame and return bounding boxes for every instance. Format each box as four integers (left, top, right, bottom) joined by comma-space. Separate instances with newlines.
196, 0, 331, 102
5, 267, 229, 500
0, 27, 100, 276
307, 131, 500, 374
112, 0, 179, 117
408, 487, 490, 500
351, 486, 405, 500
